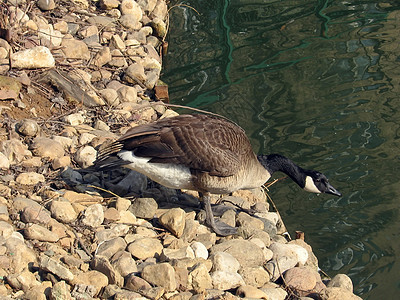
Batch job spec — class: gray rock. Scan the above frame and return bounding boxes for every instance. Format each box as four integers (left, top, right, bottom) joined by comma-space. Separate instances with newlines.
15, 119, 40, 136
81, 203, 104, 227
129, 197, 157, 219
127, 237, 163, 260
239, 267, 270, 287
264, 256, 298, 281
61, 167, 83, 183
116, 170, 148, 194
220, 209, 236, 228
50, 200, 78, 223
193, 232, 216, 249
37, 0, 55, 10
327, 273, 354, 292
236, 211, 265, 230
158, 207, 186, 238
91, 256, 124, 286
24, 224, 59, 242
110, 251, 137, 277
210, 252, 240, 273
141, 263, 176, 292
320, 287, 362, 300
40, 255, 74, 281
210, 239, 265, 268
51, 281, 72, 300
96, 237, 127, 259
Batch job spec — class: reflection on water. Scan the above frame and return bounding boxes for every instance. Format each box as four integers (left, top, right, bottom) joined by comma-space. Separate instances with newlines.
163, 1, 400, 298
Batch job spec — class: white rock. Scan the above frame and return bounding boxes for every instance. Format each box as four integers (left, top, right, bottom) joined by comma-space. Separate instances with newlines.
190, 241, 208, 260
211, 270, 245, 290
82, 204, 104, 227
75, 146, 96, 168
120, 0, 143, 20
11, 46, 55, 69
269, 242, 309, 265
210, 252, 240, 273
63, 113, 85, 126
0, 152, 10, 169
61, 167, 83, 183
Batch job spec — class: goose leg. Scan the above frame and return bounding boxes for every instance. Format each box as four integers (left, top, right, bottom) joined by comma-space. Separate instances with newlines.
202, 192, 237, 236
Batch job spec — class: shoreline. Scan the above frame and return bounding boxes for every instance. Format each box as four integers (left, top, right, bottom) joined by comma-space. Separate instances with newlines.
0, 1, 361, 299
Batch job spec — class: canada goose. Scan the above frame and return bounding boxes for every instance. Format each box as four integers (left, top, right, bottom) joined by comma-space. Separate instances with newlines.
95, 114, 341, 236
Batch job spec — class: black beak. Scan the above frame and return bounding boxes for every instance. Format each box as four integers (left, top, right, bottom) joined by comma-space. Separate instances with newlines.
326, 183, 342, 197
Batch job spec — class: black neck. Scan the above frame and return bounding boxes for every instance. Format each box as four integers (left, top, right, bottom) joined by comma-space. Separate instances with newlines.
257, 154, 306, 188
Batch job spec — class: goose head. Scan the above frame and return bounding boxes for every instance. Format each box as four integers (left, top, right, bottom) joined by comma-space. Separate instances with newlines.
303, 170, 342, 196
258, 154, 341, 197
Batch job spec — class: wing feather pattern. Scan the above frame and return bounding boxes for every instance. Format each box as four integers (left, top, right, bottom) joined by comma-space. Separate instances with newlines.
96, 114, 253, 177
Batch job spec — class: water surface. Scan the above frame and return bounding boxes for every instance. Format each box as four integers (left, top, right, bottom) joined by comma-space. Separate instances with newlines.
163, 1, 400, 298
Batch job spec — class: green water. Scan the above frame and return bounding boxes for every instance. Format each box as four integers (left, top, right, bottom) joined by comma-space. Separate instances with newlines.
162, 1, 400, 299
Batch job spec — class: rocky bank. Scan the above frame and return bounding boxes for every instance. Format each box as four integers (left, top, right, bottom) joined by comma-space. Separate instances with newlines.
0, 0, 361, 299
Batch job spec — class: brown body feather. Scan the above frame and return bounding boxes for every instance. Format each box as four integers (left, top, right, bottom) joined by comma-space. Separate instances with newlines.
96, 114, 271, 194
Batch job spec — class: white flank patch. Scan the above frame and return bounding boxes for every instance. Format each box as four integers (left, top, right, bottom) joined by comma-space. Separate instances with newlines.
118, 150, 193, 190
303, 176, 321, 194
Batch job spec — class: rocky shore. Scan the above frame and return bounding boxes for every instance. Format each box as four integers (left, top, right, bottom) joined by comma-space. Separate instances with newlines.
0, 1, 361, 299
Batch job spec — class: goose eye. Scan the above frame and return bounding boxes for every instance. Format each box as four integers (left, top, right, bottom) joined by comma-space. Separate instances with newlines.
315, 178, 321, 183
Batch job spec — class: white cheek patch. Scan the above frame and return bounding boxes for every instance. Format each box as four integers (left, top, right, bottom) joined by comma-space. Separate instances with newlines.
304, 176, 321, 194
